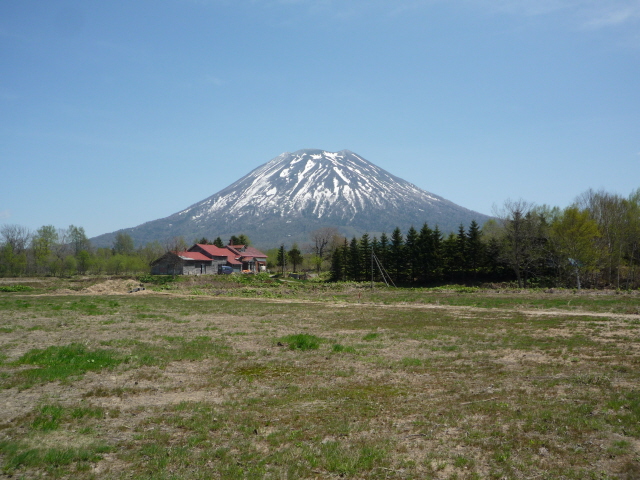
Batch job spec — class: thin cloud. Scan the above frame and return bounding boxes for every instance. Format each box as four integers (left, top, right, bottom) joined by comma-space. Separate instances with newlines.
264, 0, 640, 29
476, 0, 579, 15
458, 0, 640, 29
580, 4, 640, 29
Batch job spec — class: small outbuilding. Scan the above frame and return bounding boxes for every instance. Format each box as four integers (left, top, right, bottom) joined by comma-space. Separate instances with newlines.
150, 251, 214, 276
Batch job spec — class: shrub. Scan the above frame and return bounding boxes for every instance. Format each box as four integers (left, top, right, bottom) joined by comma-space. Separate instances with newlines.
138, 274, 177, 286
279, 334, 322, 351
0, 285, 33, 292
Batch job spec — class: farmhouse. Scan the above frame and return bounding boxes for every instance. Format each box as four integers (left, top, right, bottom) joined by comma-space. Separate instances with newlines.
150, 243, 268, 275
225, 245, 268, 273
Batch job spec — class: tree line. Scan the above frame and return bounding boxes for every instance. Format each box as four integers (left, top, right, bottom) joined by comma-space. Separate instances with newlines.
330, 188, 640, 289
2, 188, 638, 286
0, 226, 257, 278
0, 226, 162, 277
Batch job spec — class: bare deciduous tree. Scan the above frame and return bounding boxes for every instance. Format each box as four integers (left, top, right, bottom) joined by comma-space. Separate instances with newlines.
576, 189, 630, 288
493, 199, 547, 288
164, 236, 188, 253
309, 227, 343, 272
0, 224, 31, 253
310, 227, 342, 258
163, 236, 189, 275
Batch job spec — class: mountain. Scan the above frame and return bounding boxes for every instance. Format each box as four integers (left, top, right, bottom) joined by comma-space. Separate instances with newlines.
91, 149, 491, 249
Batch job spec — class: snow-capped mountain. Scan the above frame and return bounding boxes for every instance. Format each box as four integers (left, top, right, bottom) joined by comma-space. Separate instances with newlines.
92, 149, 491, 248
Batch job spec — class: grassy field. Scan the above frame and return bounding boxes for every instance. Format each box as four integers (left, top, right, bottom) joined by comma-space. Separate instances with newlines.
0, 276, 639, 479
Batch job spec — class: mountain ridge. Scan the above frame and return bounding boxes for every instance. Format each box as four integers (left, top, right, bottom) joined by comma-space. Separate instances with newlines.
91, 149, 491, 249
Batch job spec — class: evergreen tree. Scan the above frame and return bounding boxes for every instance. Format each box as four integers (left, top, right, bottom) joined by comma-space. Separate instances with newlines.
213, 237, 224, 248
390, 227, 405, 283
341, 238, 349, 280
237, 234, 251, 246
277, 244, 286, 274
359, 233, 372, 282
371, 236, 380, 282
431, 226, 444, 282
466, 220, 484, 281
378, 232, 390, 272
485, 237, 504, 280
496, 200, 547, 288
347, 237, 361, 281
405, 226, 419, 284
417, 223, 433, 284
442, 233, 458, 283
287, 243, 303, 272
455, 224, 467, 281
330, 239, 349, 282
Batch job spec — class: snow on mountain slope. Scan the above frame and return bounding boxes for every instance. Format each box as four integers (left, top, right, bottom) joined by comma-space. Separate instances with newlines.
91, 149, 490, 248
180, 149, 445, 224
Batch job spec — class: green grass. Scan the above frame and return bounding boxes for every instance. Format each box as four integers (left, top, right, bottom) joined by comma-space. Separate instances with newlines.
31, 404, 67, 431
332, 343, 357, 354
0, 398, 116, 476
2, 336, 230, 389
141, 336, 231, 365
4, 343, 123, 389
0, 284, 639, 478
0, 441, 113, 475
0, 285, 34, 292
278, 333, 323, 350
30, 403, 108, 431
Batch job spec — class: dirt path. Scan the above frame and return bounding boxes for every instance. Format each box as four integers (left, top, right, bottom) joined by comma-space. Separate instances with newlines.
11, 277, 640, 322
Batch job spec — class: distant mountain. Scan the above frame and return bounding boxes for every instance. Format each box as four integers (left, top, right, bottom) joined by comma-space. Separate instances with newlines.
91, 149, 491, 249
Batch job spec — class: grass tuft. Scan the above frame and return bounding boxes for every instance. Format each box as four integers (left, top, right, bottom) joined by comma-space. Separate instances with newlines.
6, 343, 123, 388
0, 285, 33, 292
1, 442, 112, 474
279, 333, 322, 350
332, 343, 357, 354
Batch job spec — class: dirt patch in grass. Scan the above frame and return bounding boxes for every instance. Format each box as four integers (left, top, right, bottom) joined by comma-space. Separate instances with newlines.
81, 279, 143, 295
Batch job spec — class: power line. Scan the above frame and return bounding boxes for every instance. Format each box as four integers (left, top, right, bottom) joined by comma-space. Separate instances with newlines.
372, 252, 395, 288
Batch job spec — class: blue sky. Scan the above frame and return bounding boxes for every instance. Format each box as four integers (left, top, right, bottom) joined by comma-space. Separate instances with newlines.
2, 0, 639, 240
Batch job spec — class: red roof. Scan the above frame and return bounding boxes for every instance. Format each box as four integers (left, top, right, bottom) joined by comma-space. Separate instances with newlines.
176, 251, 210, 261
240, 246, 267, 258
188, 244, 267, 264
190, 244, 244, 265
191, 244, 230, 257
